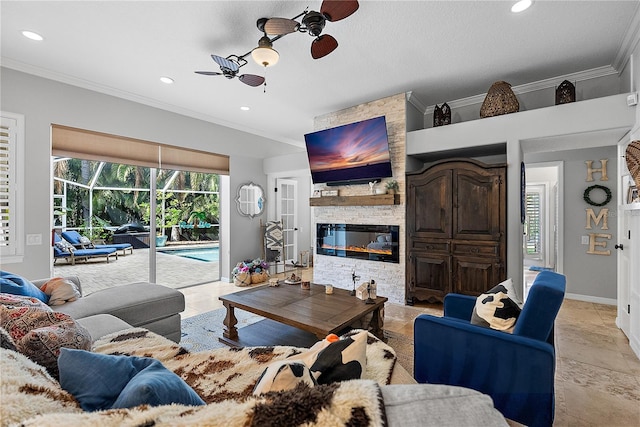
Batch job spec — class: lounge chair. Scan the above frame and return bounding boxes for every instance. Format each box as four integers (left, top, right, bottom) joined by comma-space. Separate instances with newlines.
61, 230, 133, 256
53, 234, 118, 265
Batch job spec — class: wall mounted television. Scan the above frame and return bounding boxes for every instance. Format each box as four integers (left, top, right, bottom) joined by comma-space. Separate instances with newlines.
304, 115, 393, 186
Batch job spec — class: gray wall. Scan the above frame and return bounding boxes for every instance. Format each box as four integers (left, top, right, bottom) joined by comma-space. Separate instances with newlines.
1, 68, 280, 280
225, 156, 268, 281
527, 146, 618, 300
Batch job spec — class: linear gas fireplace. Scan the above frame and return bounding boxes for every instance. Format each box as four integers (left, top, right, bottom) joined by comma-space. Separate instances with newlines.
316, 223, 399, 263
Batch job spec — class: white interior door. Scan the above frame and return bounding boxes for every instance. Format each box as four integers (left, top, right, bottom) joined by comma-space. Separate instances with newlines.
276, 178, 298, 266
617, 139, 632, 337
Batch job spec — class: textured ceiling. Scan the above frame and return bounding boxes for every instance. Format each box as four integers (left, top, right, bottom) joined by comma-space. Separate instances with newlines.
2, 1, 639, 155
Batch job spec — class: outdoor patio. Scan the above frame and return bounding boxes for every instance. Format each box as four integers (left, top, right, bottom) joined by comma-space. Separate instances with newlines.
53, 246, 220, 295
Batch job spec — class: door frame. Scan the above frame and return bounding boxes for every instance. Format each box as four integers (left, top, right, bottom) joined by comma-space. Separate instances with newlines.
524, 161, 564, 275
276, 178, 298, 265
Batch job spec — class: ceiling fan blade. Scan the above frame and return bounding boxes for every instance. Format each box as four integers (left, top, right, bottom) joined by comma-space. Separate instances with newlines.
311, 34, 338, 59
264, 17, 300, 35
211, 54, 239, 72
195, 71, 223, 76
239, 74, 266, 87
320, 0, 359, 21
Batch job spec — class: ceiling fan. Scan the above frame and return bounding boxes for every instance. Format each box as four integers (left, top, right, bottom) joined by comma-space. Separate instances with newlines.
262, 0, 359, 59
194, 0, 359, 87
195, 54, 265, 87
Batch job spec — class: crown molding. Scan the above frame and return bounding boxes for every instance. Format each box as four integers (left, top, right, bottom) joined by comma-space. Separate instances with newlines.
406, 91, 427, 113
421, 65, 619, 115
0, 58, 305, 148
613, 2, 640, 74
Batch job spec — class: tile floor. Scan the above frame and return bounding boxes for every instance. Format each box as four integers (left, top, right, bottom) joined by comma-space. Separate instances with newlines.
181, 277, 640, 426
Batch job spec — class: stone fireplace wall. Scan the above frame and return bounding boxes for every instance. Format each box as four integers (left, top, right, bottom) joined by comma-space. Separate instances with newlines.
312, 93, 406, 304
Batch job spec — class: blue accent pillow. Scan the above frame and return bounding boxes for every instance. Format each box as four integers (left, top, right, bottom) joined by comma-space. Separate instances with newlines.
0, 271, 49, 303
58, 348, 204, 412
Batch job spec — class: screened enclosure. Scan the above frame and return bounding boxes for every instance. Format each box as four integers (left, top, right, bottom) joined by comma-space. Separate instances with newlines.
53, 157, 220, 243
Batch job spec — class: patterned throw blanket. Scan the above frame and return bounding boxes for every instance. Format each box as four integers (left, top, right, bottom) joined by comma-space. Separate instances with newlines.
18, 328, 396, 426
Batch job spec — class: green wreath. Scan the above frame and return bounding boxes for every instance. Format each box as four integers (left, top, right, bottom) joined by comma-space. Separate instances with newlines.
583, 184, 612, 207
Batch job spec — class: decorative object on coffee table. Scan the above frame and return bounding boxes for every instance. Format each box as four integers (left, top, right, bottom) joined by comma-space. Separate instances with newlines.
356, 280, 377, 302
555, 80, 576, 104
480, 81, 519, 118
365, 280, 376, 304
350, 271, 360, 296
284, 271, 301, 285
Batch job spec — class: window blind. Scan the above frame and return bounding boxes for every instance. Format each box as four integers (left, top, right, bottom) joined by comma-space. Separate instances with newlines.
0, 116, 19, 257
51, 124, 229, 174
525, 192, 541, 255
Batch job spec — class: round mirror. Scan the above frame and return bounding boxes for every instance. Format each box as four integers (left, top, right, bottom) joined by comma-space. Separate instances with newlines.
235, 182, 265, 218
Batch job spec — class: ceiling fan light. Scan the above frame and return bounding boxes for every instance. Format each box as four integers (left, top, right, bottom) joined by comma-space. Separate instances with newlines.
252, 36, 279, 67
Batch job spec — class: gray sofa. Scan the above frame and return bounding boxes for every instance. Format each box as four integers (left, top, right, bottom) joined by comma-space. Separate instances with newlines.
32, 276, 185, 342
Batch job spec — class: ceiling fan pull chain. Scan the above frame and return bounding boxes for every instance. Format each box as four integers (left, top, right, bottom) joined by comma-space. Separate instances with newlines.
263, 67, 268, 93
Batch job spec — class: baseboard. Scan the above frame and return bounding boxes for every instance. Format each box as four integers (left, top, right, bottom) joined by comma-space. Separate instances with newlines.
565, 293, 617, 306
630, 335, 640, 360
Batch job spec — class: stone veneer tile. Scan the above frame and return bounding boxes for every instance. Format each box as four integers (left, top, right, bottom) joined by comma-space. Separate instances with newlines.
312, 93, 407, 305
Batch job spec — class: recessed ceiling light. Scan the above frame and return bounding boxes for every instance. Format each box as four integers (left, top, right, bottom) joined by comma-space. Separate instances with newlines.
160, 76, 174, 84
240, 106, 250, 111
22, 30, 44, 41
511, 0, 532, 13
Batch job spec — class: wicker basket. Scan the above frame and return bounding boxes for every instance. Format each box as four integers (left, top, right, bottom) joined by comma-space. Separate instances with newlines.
626, 140, 640, 187
233, 271, 252, 287
480, 81, 519, 118
251, 270, 269, 284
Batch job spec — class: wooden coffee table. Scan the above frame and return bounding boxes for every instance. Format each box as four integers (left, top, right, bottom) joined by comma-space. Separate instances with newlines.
218, 282, 387, 347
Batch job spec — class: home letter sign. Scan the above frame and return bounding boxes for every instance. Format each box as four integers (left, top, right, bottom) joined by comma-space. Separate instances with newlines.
584, 159, 611, 256
585, 159, 609, 182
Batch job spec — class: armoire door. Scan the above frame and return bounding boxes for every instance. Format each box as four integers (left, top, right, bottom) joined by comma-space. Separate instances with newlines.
407, 169, 452, 239
452, 255, 502, 296
453, 166, 504, 241
407, 251, 451, 303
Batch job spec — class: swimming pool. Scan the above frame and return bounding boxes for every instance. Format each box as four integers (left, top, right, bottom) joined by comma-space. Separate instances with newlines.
161, 246, 219, 262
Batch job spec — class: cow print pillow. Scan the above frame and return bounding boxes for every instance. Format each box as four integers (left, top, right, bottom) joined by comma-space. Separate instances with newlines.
290, 330, 368, 385
253, 360, 317, 395
471, 283, 522, 333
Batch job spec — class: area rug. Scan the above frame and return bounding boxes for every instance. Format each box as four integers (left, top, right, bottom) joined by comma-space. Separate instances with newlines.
180, 308, 264, 352
180, 308, 415, 375
384, 330, 414, 376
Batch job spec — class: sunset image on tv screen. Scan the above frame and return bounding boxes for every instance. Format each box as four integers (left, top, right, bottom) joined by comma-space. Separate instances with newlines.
304, 116, 392, 183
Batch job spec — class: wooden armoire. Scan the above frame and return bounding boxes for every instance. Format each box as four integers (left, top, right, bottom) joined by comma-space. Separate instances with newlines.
406, 158, 507, 304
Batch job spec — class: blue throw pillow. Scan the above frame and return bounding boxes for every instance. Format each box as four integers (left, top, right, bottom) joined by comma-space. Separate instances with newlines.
58, 348, 204, 411
112, 361, 205, 409
0, 271, 49, 303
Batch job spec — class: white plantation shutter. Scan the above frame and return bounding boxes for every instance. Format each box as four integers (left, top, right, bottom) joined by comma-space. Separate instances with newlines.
0, 113, 24, 261
525, 192, 541, 256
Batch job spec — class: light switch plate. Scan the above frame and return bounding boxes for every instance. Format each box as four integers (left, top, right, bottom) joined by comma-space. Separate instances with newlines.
26, 234, 42, 245
581, 235, 589, 245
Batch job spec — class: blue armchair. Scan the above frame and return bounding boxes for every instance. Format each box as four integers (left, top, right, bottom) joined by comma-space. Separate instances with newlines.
414, 271, 566, 427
